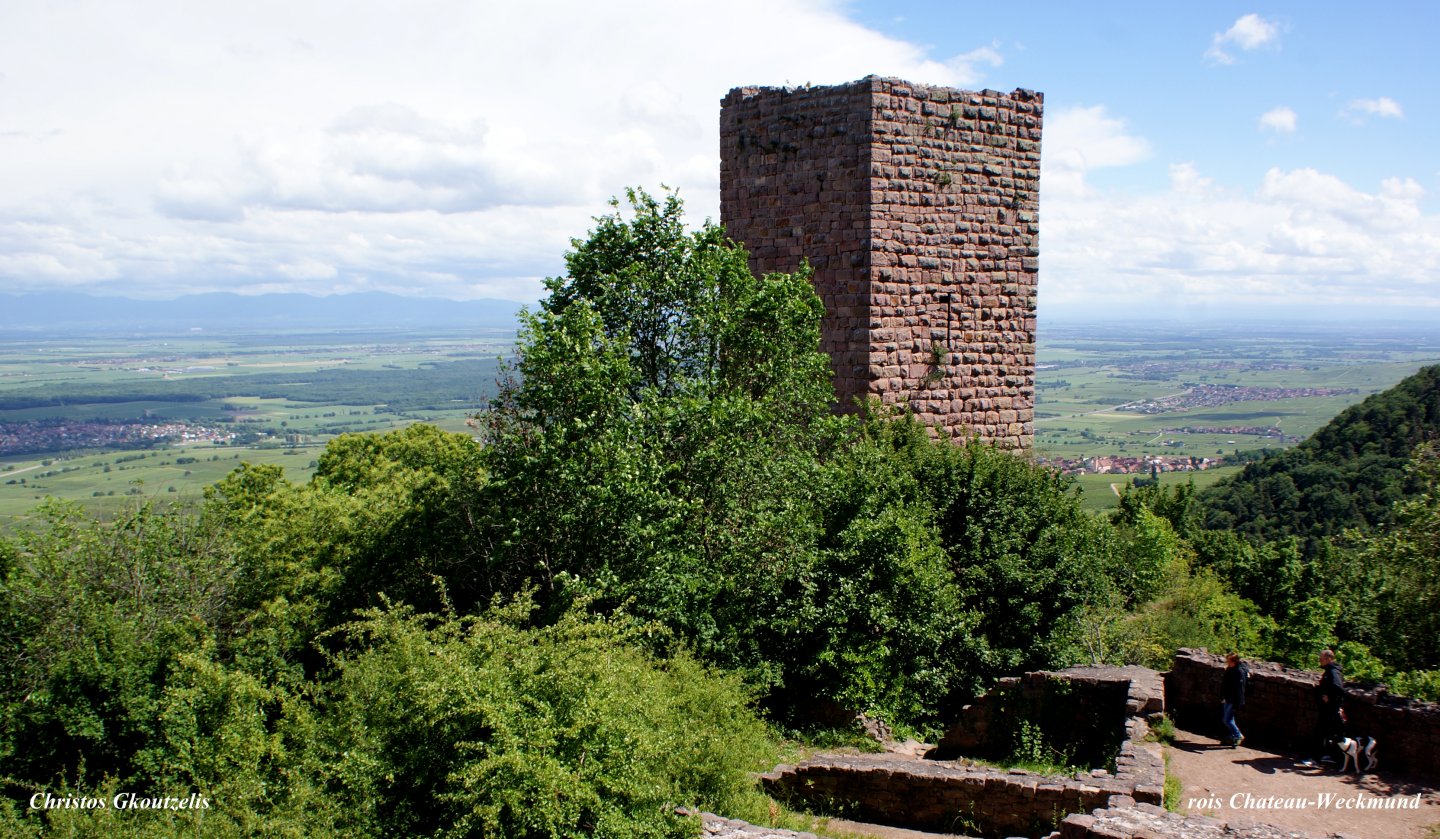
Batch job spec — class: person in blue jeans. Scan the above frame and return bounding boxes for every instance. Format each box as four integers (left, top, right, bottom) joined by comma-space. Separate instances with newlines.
1221, 651, 1249, 748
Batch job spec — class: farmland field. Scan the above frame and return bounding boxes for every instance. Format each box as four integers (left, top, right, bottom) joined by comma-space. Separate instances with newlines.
0, 327, 512, 526
1035, 320, 1440, 508
4, 319, 1440, 525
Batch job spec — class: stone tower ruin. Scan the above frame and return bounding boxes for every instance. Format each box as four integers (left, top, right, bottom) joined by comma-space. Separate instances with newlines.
720, 76, 1041, 450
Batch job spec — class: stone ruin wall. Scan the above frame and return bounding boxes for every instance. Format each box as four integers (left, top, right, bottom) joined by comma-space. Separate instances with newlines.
721, 76, 1042, 449
748, 659, 1422, 839
932, 665, 1166, 768
762, 666, 1166, 838
1166, 648, 1440, 782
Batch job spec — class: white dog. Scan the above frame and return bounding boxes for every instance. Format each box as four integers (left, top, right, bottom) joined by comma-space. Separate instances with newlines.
1334, 736, 1378, 774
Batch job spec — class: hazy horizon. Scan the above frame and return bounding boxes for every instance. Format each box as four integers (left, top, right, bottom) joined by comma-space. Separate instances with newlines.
3, 3, 1437, 317
4, 288, 1439, 333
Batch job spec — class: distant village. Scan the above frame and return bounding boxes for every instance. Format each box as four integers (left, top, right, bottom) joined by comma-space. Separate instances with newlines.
1117, 383, 1358, 414
0, 420, 237, 457
1038, 453, 1218, 477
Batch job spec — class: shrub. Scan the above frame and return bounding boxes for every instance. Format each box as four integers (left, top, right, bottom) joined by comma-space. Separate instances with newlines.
1389, 670, 1440, 702
312, 600, 778, 838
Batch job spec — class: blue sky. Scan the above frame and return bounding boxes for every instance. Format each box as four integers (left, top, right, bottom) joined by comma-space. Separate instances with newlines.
1, 1, 1435, 321
861, 3, 1436, 199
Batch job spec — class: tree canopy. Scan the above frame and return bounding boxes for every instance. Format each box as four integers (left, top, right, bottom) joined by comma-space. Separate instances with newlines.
5, 188, 1437, 836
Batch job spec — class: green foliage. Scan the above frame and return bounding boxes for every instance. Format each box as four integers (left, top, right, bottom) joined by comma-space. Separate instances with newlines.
312, 601, 774, 839
926, 431, 1113, 681
1146, 715, 1177, 745
1341, 443, 1440, 670
1163, 750, 1182, 813
476, 189, 838, 640
1194, 364, 1440, 548
1113, 481, 1197, 538
0, 502, 336, 837
32, 187, 1440, 833
1118, 566, 1276, 669
0, 493, 778, 837
1005, 718, 1075, 775
472, 189, 1139, 728
1190, 531, 1308, 619
202, 424, 492, 671
1389, 670, 1440, 702
0, 502, 240, 786
1107, 508, 1183, 606
1268, 596, 1340, 666
1334, 641, 1388, 685
790, 498, 974, 725
544, 188, 831, 410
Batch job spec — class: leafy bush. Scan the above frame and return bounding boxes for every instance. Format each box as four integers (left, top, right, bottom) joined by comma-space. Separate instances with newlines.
312, 600, 777, 839
0, 502, 241, 786
1335, 640, 1388, 685
1389, 670, 1440, 702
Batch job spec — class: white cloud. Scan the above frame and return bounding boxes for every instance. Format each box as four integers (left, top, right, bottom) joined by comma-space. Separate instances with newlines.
1041, 106, 1151, 198
1259, 106, 1298, 133
0, 0, 992, 300
1168, 163, 1216, 196
944, 43, 1004, 86
1205, 13, 1281, 64
4, 1, 1436, 321
1042, 163, 1440, 315
1344, 96, 1405, 123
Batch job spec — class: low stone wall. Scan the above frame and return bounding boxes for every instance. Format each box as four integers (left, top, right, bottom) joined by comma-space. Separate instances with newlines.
762, 666, 1166, 838
694, 812, 819, 839
761, 753, 1150, 838
1166, 649, 1440, 781
934, 665, 1165, 766
1055, 801, 1350, 839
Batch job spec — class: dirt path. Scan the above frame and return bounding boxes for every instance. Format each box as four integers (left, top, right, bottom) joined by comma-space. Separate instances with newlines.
1166, 728, 1440, 838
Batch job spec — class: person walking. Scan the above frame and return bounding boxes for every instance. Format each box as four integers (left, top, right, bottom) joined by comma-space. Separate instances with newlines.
1301, 648, 1345, 767
1220, 651, 1249, 748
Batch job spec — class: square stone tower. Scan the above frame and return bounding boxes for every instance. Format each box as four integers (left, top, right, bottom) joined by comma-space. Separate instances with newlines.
720, 76, 1041, 450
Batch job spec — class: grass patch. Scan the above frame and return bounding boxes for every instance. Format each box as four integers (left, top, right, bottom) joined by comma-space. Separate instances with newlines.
731, 796, 877, 839
779, 726, 886, 757
1146, 714, 1177, 745
1163, 748, 1183, 813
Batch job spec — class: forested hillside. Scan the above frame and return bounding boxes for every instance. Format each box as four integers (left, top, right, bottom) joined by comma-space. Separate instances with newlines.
3, 191, 1436, 837
1194, 364, 1440, 547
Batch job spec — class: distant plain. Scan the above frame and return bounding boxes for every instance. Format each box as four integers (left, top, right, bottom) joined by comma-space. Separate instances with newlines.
3, 319, 1440, 524
0, 327, 508, 525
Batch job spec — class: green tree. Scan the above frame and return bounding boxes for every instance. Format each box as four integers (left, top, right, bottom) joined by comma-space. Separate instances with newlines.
1342, 442, 1440, 670
542, 187, 832, 409
475, 188, 841, 660
201, 424, 492, 673
0, 502, 238, 786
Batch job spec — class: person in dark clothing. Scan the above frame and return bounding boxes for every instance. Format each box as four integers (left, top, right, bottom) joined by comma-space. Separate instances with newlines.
1303, 648, 1346, 766
1220, 652, 1249, 748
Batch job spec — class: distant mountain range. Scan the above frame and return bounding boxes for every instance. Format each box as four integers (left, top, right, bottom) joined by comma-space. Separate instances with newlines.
0, 292, 527, 332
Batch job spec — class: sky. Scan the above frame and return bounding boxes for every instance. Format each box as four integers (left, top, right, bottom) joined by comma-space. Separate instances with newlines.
1, 1, 1436, 322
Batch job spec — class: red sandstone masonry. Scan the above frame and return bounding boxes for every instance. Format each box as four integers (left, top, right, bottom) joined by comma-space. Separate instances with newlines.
761, 666, 1166, 838
721, 77, 1041, 449
1166, 648, 1440, 782
761, 753, 1144, 838
935, 666, 1166, 764
1055, 803, 1348, 839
